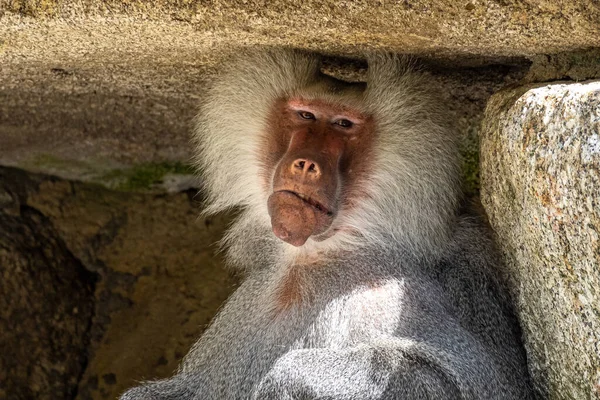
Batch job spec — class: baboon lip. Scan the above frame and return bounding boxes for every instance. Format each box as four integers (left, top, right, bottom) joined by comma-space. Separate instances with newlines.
267, 190, 335, 246
277, 190, 333, 216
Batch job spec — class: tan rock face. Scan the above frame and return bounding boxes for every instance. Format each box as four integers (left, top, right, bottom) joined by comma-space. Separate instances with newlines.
480, 81, 600, 399
1, 1, 599, 185
0, 167, 237, 400
0, 176, 95, 400
3, 0, 600, 57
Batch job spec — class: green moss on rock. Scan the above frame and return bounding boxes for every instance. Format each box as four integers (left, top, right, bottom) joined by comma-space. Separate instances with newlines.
29, 154, 95, 173
25, 154, 196, 192
101, 162, 195, 191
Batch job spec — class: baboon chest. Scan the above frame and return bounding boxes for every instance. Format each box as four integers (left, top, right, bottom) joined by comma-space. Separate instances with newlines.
270, 269, 407, 347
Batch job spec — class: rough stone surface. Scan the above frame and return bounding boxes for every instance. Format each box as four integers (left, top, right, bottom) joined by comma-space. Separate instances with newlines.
1, 1, 600, 185
0, 167, 237, 400
480, 81, 600, 399
0, 171, 95, 400
3, 0, 599, 57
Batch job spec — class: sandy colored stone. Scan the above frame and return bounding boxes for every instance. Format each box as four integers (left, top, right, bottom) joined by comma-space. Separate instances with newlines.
480, 81, 600, 399
28, 180, 237, 400
0, 168, 96, 400
0, 167, 237, 400
1, 1, 599, 184
2, 0, 598, 57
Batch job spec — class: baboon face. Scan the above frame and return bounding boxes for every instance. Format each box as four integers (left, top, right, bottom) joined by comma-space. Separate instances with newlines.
194, 50, 459, 258
263, 96, 375, 247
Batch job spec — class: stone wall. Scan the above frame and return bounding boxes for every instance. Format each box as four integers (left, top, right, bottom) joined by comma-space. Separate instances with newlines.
481, 81, 600, 399
0, 168, 237, 400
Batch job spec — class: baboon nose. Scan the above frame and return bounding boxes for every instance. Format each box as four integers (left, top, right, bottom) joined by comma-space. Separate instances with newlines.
292, 158, 321, 177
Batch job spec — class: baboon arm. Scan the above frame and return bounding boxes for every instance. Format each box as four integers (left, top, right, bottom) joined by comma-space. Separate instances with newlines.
119, 374, 197, 400
251, 341, 465, 400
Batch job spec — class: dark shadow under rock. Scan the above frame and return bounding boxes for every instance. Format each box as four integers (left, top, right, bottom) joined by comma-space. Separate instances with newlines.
0, 195, 96, 400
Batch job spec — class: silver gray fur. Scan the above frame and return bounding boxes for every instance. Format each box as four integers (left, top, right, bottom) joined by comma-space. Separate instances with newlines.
121, 49, 533, 400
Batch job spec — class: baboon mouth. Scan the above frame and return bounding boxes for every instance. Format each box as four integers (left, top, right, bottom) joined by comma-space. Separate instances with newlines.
267, 190, 335, 246
282, 190, 333, 216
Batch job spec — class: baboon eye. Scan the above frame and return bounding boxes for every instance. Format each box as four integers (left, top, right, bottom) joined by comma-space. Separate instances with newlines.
298, 111, 316, 120
335, 119, 353, 128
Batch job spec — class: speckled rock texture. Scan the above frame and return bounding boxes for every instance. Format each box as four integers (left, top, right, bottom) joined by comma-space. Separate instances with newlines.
480, 81, 600, 399
0, 167, 237, 400
0, 191, 95, 400
1, 1, 600, 184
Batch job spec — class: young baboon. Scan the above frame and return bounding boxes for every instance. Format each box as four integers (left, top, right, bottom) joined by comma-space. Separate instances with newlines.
121, 49, 533, 399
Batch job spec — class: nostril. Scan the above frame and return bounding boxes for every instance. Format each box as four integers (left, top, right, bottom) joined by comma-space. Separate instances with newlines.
293, 160, 305, 170
292, 158, 321, 176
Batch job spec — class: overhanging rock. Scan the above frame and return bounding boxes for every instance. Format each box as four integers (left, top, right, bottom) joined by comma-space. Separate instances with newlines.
1, 1, 600, 187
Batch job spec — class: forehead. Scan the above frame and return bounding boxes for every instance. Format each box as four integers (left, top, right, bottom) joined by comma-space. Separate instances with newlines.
287, 97, 369, 119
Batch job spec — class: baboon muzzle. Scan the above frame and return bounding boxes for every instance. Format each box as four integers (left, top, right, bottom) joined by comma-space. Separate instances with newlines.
268, 129, 341, 246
